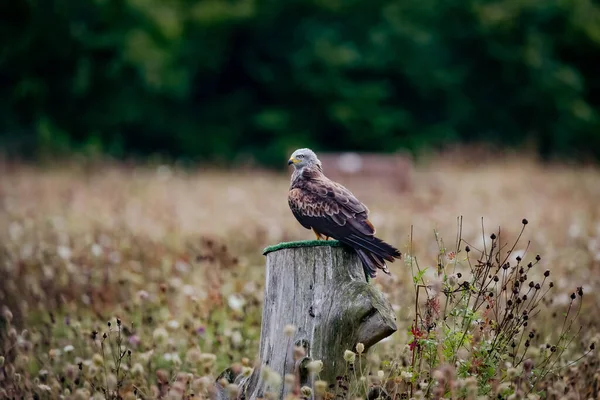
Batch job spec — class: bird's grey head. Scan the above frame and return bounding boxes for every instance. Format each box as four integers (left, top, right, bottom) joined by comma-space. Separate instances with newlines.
287, 148, 321, 170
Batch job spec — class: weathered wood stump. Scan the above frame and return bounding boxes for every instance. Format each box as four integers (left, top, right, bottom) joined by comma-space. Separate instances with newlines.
219, 240, 397, 399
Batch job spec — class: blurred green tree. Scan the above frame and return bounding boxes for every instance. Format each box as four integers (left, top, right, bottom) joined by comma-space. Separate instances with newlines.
0, 0, 599, 166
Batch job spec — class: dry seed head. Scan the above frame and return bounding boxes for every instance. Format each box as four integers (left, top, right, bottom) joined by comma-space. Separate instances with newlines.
199, 353, 217, 366
306, 360, 323, 374
300, 386, 312, 397
74, 389, 91, 400
186, 347, 203, 365
226, 384, 239, 397
448, 274, 458, 287
107, 373, 117, 390
284, 373, 296, 386
356, 342, 365, 354
507, 367, 519, 379
131, 363, 144, 377
343, 350, 356, 363
92, 353, 104, 367
192, 377, 211, 392
293, 345, 305, 360
314, 380, 328, 395
265, 368, 282, 389
283, 324, 296, 337
153, 327, 169, 345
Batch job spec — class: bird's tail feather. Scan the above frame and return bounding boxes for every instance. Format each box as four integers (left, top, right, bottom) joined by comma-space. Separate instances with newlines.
344, 233, 401, 262
356, 249, 390, 278
342, 233, 401, 278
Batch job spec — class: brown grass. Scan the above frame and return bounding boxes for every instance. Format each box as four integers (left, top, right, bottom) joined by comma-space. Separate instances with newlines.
1, 156, 599, 398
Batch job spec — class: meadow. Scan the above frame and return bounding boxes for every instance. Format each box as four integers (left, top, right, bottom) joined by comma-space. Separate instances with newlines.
1, 154, 599, 399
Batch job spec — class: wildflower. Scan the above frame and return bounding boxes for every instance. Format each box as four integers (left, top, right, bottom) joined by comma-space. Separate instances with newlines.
377, 370, 385, 380
523, 359, 534, 373
128, 334, 140, 348
228, 294, 246, 313
314, 380, 328, 395
301, 386, 312, 397
343, 350, 356, 363
283, 324, 296, 337
139, 349, 154, 363
136, 290, 149, 302
167, 320, 180, 330
231, 330, 243, 348
48, 349, 60, 360
400, 371, 413, 381
507, 367, 519, 379
63, 344, 75, 353
284, 374, 296, 386
107, 373, 117, 389
192, 376, 211, 392
132, 363, 144, 377
93, 391, 106, 400
183, 285, 195, 296
1, 306, 12, 322
447, 274, 458, 287
226, 384, 239, 398
164, 352, 182, 366
356, 342, 365, 355
91, 243, 102, 257
430, 277, 442, 295
263, 367, 282, 389
92, 353, 104, 367
37, 384, 52, 392
293, 345, 305, 360
199, 353, 217, 366
109, 251, 121, 264
409, 325, 424, 351
432, 369, 444, 382
153, 327, 169, 345
496, 382, 512, 395
57, 246, 72, 260
195, 326, 206, 336
156, 369, 170, 383
88, 366, 99, 378
306, 360, 323, 374
74, 389, 91, 400
186, 347, 203, 365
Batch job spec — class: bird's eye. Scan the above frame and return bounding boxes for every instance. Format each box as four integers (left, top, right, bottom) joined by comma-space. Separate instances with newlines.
297, 154, 304, 159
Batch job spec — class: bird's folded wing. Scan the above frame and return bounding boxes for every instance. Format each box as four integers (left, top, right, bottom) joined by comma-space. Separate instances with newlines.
288, 177, 375, 236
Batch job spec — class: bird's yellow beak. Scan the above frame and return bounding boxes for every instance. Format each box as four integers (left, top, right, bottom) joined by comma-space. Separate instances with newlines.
288, 158, 299, 165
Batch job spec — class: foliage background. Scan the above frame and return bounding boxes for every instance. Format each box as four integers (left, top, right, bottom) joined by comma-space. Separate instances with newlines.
1, 0, 600, 166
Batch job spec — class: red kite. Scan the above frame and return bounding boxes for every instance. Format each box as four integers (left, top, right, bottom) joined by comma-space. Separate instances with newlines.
288, 148, 401, 278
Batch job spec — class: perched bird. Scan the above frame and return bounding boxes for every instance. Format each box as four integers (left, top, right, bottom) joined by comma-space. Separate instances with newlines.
287, 148, 401, 278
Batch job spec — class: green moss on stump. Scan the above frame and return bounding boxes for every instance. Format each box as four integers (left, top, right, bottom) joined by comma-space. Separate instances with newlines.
262, 240, 343, 255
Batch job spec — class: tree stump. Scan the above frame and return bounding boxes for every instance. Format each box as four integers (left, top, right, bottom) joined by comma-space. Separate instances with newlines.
227, 240, 397, 400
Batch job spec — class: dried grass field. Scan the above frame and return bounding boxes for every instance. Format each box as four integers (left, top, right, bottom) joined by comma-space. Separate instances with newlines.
1, 156, 600, 399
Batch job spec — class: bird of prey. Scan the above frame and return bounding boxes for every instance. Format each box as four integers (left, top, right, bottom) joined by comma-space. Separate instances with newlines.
287, 148, 401, 278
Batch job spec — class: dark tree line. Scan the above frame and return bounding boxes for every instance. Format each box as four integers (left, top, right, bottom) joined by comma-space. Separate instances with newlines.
1, 0, 599, 166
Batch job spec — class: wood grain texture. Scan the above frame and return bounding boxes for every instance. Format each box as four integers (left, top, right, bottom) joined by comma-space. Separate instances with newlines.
222, 243, 397, 399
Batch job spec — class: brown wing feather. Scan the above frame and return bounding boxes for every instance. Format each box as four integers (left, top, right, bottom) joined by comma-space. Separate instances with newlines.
289, 167, 401, 277
289, 176, 372, 235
